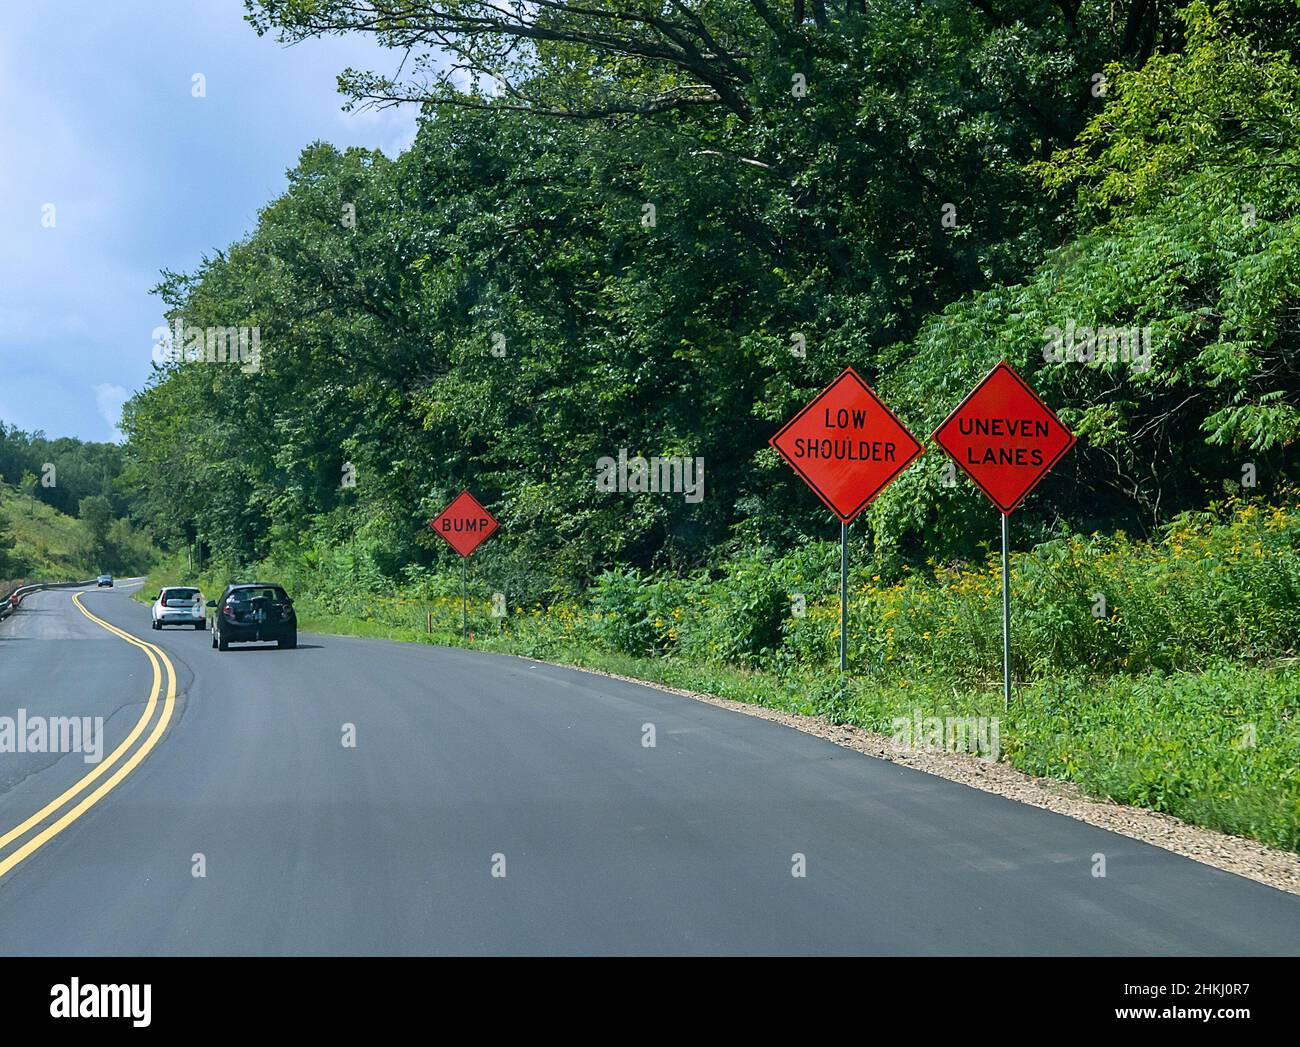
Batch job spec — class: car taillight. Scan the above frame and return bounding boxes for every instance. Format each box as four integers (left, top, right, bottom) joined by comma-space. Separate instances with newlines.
280, 605, 293, 620
222, 606, 236, 620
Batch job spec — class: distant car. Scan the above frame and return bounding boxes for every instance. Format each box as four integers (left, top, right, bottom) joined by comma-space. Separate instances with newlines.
151, 586, 205, 630
209, 583, 297, 651
96, 575, 113, 587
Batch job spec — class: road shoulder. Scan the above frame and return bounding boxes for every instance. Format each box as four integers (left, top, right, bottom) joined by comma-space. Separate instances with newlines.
500, 652, 1300, 897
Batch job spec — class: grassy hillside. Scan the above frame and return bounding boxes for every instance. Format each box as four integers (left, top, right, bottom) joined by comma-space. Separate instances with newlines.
0, 482, 158, 584
0, 483, 94, 581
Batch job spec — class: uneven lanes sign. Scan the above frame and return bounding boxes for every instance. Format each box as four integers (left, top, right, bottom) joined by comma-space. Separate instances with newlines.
931, 361, 1076, 708
770, 366, 924, 523
930, 361, 1076, 515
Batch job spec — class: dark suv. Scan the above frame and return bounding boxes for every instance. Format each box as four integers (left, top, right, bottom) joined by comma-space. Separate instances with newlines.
208, 583, 297, 651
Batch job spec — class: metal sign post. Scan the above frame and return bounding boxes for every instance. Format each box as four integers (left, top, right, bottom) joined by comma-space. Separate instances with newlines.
1001, 513, 1011, 709
840, 521, 848, 672
931, 362, 1077, 707
769, 368, 924, 676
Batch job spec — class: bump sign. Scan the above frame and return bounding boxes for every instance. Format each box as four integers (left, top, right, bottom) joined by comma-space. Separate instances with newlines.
770, 367, 923, 522
429, 490, 499, 557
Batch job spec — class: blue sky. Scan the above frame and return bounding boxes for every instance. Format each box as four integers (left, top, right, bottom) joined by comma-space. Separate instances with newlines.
0, 1, 419, 443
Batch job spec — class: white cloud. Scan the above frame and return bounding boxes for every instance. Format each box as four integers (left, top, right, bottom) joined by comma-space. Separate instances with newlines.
94, 384, 130, 442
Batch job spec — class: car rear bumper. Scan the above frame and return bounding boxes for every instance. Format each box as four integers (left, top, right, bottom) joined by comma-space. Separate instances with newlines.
218, 622, 295, 643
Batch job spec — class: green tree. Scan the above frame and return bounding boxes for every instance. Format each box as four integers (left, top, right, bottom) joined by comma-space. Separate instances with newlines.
79, 495, 114, 551
0, 515, 16, 579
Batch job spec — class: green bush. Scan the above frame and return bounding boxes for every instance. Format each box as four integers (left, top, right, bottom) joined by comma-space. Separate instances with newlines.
849, 500, 1300, 681
679, 555, 790, 667
590, 568, 690, 657
1008, 665, 1300, 851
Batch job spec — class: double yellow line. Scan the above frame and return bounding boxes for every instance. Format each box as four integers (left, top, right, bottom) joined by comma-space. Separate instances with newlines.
0, 591, 178, 880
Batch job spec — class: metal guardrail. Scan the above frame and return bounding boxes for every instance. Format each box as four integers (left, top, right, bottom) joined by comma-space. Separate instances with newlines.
0, 579, 97, 621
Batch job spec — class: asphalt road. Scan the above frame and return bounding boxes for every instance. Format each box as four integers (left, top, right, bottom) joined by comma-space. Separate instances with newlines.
0, 583, 1296, 955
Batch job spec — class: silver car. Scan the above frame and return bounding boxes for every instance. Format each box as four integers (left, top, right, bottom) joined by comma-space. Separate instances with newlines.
151, 586, 206, 630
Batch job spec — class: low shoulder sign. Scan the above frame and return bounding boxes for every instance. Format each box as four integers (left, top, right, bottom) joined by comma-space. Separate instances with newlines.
769, 366, 923, 523
770, 366, 923, 671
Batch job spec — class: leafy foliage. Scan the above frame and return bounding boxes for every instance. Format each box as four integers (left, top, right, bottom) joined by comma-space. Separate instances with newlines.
125, 2, 1298, 588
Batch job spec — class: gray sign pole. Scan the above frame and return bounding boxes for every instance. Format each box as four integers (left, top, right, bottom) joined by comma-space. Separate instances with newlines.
840, 520, 848, 673
462, 556, 468, 640
1001, 512, 1011, 709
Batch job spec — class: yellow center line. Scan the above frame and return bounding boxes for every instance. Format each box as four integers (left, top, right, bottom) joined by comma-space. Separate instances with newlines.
0, 591, 178, 879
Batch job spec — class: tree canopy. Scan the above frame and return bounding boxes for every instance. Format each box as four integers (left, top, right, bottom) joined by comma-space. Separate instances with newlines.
121, 0, 1298, 592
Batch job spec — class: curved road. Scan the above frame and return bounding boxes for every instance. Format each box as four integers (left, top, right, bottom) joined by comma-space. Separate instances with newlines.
0, 584, 1297, 955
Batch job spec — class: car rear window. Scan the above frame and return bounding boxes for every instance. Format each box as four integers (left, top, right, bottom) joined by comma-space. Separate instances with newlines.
231, 588, 287, 603
163, 588, 200, 606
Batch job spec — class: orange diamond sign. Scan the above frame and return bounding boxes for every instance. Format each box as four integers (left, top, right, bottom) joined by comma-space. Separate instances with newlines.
770, 367, 923, 523
931, 361, 1076, 515
429, 489, 499, 557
